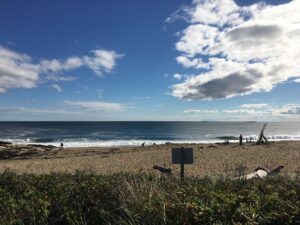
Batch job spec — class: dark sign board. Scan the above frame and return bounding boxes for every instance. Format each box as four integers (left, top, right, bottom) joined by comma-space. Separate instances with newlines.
172, 148, 193, 164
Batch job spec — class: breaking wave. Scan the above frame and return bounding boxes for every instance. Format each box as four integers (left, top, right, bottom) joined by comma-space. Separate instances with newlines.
1, 134, 300, 147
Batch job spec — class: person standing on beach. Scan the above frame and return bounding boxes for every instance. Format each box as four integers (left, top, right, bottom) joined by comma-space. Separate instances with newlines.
60, 142, 64, 149
239, 134, 243, 145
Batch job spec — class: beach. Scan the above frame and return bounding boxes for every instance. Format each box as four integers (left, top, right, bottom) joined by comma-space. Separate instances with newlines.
0, 141, 299, 177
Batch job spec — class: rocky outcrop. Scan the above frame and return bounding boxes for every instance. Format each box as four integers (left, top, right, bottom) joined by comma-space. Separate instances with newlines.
0, 143, 58, 160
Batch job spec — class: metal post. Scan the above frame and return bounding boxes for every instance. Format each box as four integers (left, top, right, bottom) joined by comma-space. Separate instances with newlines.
180, 162, 184, 180
180, 147, 185, 180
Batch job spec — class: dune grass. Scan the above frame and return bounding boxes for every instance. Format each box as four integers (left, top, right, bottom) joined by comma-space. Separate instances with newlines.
0, 170, 299, 225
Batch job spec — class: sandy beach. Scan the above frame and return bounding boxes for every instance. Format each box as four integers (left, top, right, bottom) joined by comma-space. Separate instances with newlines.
0, 141, 299, 177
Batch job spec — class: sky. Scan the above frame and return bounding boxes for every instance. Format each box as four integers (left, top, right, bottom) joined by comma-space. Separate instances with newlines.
1, 0, 300, 121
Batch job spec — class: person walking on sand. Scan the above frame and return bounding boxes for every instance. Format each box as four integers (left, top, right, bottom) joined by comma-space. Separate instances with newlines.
60, 142, 64, 149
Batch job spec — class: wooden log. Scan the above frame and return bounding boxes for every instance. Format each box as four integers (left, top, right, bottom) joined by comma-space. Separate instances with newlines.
153, 165, 172, 174
256, 123, 269, 144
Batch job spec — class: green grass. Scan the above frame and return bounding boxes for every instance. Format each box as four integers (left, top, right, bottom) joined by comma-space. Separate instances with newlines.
0, 170, 299, 225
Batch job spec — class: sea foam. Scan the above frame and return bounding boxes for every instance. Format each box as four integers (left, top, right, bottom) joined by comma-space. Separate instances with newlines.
1, 134, 300, 147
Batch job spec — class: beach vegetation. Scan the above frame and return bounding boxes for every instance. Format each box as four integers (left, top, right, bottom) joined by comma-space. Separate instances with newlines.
0, 170, 299, 224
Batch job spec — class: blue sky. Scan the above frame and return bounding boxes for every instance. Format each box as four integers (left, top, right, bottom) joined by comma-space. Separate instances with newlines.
1, 0, 300, 121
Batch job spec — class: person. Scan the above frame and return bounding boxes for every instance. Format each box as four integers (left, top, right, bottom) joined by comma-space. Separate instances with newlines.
60, 142, 64, 149
141, 142, 145, 147
239, 134, 243, 145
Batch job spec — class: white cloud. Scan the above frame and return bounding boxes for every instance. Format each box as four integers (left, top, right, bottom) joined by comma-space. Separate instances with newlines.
0, 107, 80, 114
189, 0, 246, 26
52, 84, 62, 93
222, 103, 300, 117
223, 109, 258, 114
46, 74, 77, 82
294, 78, 300, 83
82, 50, 123, 75
170, 0, 300, 100
173, 73, 182, 80
39, 50, 123, 76
165, 6, 191, 23
0, 46, 39, 92
176, 55, 209, 69
0, 46, 123, 92
64, 100, 127, 112
240, 104, 268, 109
183, 103, 300, 119
279, 104, 300, 115
222, 103, 271, 115
184, 109, 218, 113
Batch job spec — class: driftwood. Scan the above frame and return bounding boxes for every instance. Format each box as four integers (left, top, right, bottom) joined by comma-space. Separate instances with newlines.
234, 166, 284, 180
153, 165, 171, 174
268, 165, 284, 176
256, 123, 269, 144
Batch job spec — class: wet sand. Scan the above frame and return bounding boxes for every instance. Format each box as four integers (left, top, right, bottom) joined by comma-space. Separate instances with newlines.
0, 141, 299, 177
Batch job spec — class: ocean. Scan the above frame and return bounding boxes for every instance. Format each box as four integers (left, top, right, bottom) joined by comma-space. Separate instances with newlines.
0, 121, 300, 147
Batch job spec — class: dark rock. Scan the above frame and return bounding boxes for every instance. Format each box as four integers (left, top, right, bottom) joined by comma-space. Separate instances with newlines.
0, 141, 12, 145
27, 144, 55, 149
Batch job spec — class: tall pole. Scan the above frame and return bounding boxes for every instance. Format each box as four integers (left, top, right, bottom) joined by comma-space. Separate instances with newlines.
180, 162, 184, 180
180, 147, 185, 181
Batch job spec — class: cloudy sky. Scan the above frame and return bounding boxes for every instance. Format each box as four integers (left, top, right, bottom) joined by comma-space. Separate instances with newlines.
1, 0, 300, 121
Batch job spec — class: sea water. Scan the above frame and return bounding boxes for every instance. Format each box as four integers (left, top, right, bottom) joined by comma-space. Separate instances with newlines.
0, 121, 300, 147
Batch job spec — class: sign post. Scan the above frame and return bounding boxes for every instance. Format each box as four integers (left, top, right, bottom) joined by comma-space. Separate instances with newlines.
172, 147, 193, 180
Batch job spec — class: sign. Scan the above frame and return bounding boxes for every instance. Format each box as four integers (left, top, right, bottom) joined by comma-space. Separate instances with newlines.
172, 147, 193, 164
171, 147, 194, 180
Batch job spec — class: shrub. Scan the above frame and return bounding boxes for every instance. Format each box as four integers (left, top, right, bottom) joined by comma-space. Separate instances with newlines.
0, 171, 299, 225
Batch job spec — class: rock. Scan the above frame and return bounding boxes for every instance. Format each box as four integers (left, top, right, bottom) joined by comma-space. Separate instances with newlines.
27, 144, 55, 149
47, 145, 56, 149
0, 141, 12, 145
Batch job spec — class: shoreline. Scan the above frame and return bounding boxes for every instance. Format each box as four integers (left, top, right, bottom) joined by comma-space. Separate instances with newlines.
0, 141, 299, 177
2, 137, 300, 148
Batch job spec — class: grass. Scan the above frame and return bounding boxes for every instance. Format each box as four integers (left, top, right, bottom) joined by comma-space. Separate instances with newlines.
0, 170, 299, 225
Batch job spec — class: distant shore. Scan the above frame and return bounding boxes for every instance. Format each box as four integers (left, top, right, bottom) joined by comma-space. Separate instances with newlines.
0, 141, 299, 177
